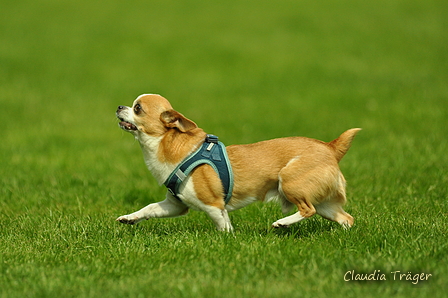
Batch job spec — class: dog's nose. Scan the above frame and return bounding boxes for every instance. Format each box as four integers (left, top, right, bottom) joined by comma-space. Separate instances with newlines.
117, 105, 127, 113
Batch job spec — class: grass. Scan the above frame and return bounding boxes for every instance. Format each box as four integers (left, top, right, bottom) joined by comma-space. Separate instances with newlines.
1, 0, 447, 297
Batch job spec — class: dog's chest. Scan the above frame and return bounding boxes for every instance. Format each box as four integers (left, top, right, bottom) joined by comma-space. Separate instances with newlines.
138, 135, 176, 185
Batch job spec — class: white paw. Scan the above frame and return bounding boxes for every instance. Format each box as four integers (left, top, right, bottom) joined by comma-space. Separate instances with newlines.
116, 214, 143, 225
271, 221, 289, 228
220, 223, 234, 232
341, 221, 352, 230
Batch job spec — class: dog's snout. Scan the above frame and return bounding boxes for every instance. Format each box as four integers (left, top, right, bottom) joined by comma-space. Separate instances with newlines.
117, 105, 128, 114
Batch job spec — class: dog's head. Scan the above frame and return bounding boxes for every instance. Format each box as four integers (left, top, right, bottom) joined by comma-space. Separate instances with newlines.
116, 94, 198, 137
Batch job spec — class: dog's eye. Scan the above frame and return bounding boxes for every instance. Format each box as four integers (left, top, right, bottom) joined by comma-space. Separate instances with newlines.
134, 104, 142, 114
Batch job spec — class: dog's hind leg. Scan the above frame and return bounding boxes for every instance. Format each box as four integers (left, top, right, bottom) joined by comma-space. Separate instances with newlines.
271, 197, 316, 228
272, 159, 328, 228
315, 202, 354, 229
315, 190, 354, 229
272, 183, 316, 228
272, 179, 317, 228
116, 196, 189, 225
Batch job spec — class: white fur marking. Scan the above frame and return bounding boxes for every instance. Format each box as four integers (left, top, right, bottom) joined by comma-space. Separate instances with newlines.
138, 135, 177, 185
135, 93, 160, 101
285, 156, 301, 167
272, 212, 305, 228
116, 197, 188, 224
225, 197, 258, 212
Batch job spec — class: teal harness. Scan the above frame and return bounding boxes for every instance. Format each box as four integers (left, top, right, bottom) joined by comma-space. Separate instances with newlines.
164, 135, 234, 204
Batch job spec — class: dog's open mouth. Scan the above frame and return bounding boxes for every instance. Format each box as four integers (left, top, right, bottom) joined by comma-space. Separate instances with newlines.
118, 119, 138, 131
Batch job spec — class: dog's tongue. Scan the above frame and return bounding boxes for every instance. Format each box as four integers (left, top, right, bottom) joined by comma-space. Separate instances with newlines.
120, 121, 137, 131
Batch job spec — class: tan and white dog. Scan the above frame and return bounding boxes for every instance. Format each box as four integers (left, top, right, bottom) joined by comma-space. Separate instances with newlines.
116, 94, 360, 232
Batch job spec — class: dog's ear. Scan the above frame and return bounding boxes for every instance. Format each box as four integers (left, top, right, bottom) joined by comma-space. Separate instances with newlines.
160, 109, 198, 132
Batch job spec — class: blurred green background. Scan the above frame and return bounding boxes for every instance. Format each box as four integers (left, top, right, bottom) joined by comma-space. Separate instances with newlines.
3, 0, 446, 141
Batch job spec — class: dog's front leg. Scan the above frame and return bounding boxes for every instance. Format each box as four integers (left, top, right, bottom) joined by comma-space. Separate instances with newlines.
203, 206, 234, 232
116, 196, 189, 225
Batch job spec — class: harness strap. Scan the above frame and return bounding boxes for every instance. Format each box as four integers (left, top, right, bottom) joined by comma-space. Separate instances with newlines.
163, 134, 234, 204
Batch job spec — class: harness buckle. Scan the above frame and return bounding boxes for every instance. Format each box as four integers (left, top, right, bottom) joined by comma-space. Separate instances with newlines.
206, 134, 219, 144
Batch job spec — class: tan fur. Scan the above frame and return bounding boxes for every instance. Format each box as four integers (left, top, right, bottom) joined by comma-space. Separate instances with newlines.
190, 165, 226, 209
158, 128, 206, 164
116, 94, 361, 231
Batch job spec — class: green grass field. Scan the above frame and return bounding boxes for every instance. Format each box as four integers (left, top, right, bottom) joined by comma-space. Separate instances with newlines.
1, 0, 447, 297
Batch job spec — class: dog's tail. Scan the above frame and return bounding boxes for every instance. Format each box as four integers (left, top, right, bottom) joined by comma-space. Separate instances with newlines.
329, 128, 361, 162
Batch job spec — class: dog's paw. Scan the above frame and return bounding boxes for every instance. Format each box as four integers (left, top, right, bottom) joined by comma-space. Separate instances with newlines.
217, 222, 234, 233
116, 215, 142, 225
271, 221, 289, 229
341, 221, 352, 230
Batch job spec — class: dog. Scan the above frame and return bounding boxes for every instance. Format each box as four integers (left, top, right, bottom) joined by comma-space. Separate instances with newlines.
116, 94, 360, 232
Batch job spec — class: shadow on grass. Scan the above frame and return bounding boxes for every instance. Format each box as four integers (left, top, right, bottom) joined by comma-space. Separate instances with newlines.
114, 211, 217, 238
115, 194, 342, 239
266, 217, 340, 239
114, 218, 345, 244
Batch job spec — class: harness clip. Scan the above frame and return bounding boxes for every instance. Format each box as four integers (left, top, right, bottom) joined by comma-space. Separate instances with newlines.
206, 134, 219, 144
